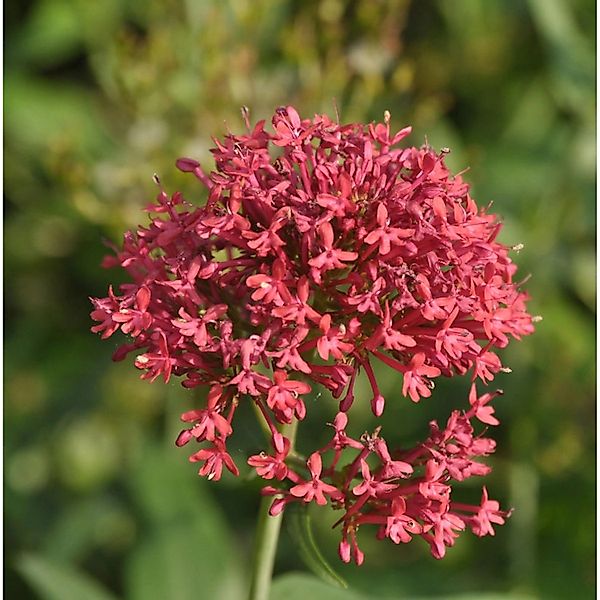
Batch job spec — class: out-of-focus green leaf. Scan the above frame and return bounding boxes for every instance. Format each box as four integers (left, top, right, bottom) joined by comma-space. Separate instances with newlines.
16, 553, 117, 600
500, 79, 554, 146
9, 0, 82, 67
271, 575, 536, 600
427, 595, 535, 600
55, 416, 121, 492
527, 0, 594, 114
287, 504, 348, 589
570, 250, 596, 310
42, 496, 136, 562
125, 441, 243, 600
270, 573, 368, 600
4, 74, 110, 153
67, 0, 122, 47
128, 435, 228, 527
126, 521, 243, 600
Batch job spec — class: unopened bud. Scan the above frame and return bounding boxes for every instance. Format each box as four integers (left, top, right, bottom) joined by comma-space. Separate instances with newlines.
175, 429, 193, 447
339, 539, 351, 563
371, 394, 385, 417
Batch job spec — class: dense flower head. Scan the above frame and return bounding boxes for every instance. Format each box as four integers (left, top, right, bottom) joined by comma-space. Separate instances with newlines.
91, 106, 534, 562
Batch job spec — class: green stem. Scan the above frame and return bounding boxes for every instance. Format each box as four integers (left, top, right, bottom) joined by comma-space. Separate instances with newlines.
248, 419, 298, 600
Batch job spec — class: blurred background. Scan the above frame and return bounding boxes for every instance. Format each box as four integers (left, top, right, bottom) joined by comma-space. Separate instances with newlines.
5, 0, 595, 598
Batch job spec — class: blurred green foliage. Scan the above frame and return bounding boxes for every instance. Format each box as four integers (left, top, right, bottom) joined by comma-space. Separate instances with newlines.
5, 0, 595, 598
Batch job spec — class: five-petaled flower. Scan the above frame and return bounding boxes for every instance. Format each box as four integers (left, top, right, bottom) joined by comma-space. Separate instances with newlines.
290, 453, 344, 505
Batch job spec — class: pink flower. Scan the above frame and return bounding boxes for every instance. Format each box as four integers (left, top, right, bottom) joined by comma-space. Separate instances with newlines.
266, 370, 310, 423
175, 384, 232, 444
402, 353, 442, 402
453, 487, 511, 537
91, 106, 534, 566
248, 432, 290, 480
271, 277, 320, 325
308, 222, 357, 283
189, 440, 239, 481
365, 302, 416, 352
172, 304, 228, 348
327, 412, 363, 451
246, 258, 287, 304
134, 332, 173, 383
471, 487, 511, 537
363, 204, 414, 256
290, 453, 343, 505
352, 460, 397, 498
91, 286, 152, 339
468, 384, 501, 426
316, 314, 354, 361
242, 219, 286, 257
384, 497, 422, 544
372, 438, 413, 479
423, 510, 466, 559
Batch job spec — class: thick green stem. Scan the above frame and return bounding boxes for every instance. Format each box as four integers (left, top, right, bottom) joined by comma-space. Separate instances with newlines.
247, 496, 284, 600
248, 419, 298, 600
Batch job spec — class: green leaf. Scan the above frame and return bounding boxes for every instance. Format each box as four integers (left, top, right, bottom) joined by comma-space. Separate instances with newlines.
428, 595, 536, 600
128, 437, 229, 528
271, 574, 536, 600
9, 0, 82, 68
4, 74, 110, 153
126, 521, 243, 600
526, 0, 594, 114
270, 573, 366, 600
287, 504, 348, 590
125, 441, 243, 600
15, 553, 117, 600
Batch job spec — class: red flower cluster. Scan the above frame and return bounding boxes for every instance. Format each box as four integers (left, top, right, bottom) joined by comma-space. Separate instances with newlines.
91, 106, 533, 562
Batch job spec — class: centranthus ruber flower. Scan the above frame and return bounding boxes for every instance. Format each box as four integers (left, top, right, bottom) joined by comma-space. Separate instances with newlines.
91, 105, 534, 564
